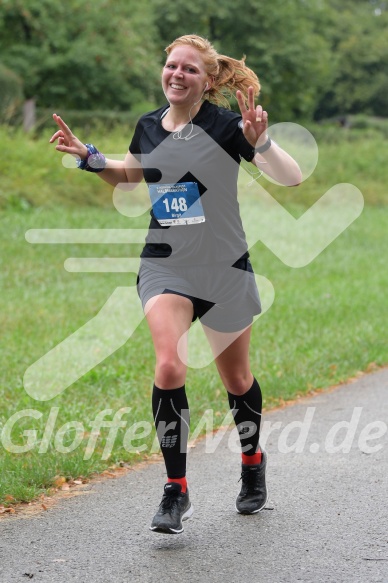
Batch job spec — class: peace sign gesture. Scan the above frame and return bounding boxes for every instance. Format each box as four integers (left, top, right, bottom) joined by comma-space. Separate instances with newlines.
236, 86, 268, 149
49, 113, 88, 161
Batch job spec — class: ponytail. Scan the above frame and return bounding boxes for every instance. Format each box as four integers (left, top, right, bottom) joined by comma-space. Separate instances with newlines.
210, 55, 260, 108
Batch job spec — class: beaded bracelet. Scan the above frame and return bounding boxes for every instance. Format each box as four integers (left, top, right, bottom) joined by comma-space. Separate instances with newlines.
77, 144, 106, 173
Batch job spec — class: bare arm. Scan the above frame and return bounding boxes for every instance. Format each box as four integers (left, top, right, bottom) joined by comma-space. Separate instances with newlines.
96, 151, 144, 189
49, 114, 143, 190
236, 88, 302, 187
252, 140, 302, 187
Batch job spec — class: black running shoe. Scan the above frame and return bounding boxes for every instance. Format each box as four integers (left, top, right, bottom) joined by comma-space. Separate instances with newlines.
236, 450, 268, 514
150, 482, 194, 534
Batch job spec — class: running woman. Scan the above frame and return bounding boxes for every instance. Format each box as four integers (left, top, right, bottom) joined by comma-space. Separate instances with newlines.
50, 34, 301, 535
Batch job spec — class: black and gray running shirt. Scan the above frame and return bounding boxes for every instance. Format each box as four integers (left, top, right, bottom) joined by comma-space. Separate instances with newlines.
129, 100, 255, 265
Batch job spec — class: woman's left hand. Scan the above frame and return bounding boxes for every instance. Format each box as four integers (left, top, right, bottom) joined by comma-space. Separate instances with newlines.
236, 86, 268, 148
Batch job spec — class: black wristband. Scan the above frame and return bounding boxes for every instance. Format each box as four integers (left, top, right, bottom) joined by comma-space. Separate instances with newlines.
77, 144, 106, 173
254, 137, 272, 155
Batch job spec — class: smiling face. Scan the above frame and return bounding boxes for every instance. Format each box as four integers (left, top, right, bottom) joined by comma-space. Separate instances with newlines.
162, 45, 210, 108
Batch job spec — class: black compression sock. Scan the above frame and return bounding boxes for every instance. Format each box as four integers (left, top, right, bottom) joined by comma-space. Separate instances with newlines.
227, 377, 262, 457
152, 384, 190, 479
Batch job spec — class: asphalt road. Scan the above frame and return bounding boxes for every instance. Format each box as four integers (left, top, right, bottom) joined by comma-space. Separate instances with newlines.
1, 369, 387, 583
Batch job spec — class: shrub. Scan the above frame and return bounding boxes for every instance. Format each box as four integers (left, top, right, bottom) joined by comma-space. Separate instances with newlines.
0, 63, 24, 124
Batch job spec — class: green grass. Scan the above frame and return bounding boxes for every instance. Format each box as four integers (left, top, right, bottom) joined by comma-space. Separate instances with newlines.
0, 123, 387, 506
1, 122, 388, 209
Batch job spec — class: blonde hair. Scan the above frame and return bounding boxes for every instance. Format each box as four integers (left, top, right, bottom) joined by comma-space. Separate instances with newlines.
165, 34, 260, 109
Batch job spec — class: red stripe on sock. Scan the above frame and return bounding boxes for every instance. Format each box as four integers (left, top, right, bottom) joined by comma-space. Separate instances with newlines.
242, 450, 262, 465
167, 477, 187, 493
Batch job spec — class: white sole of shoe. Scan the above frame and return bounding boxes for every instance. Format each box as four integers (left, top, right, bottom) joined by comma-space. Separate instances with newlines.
235, 490, 269, 515
150, 504, 194, 534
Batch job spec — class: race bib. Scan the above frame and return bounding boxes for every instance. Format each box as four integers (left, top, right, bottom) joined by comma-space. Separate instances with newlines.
149, 182, 205, 226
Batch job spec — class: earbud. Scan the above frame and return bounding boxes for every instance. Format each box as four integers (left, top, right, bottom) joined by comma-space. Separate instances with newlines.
204, 83, 209, 91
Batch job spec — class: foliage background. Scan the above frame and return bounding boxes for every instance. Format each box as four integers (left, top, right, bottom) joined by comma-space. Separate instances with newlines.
0, 0, 387, 123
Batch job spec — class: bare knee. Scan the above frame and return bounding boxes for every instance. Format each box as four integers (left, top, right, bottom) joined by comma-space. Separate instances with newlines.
155, 357, 186, 389
220, 371, 254, 395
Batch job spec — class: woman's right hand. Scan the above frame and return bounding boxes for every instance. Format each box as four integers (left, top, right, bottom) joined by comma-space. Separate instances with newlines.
49, 113, 88, 161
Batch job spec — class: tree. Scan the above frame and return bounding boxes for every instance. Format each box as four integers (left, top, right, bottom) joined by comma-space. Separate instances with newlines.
0, 0, 161, 111
315, 0, 388, 118
0, 62, 24, 123
150, 0, 334, 121
1, 0, 385, 120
